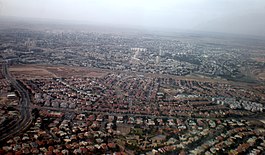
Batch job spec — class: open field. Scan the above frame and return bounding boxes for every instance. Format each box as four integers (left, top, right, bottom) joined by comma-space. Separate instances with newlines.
253, 57, 265, 63
10, 64, 227, 82
10, 66, 56, 79
257, 72, 265, 81
251, 68, 265, 81
10, 65, 109, 79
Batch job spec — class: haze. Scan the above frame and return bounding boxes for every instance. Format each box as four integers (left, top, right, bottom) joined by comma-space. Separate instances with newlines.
1, 0, 265, 36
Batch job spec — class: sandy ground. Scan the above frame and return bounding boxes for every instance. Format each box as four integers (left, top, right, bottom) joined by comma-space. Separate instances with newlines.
10, 66, 57, 79
257, 72, 265, 81
10, 65, 109, 79
251, 68, 265, 81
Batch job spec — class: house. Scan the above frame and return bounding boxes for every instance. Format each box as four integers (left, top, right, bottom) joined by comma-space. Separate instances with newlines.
150, 135, 166, 144
7, 92, 17, 99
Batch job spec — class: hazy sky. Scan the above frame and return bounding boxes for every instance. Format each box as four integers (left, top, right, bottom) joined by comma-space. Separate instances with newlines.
1, 0, 265, 36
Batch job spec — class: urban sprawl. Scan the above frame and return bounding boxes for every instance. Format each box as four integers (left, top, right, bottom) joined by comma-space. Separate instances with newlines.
1, 23, 265, 155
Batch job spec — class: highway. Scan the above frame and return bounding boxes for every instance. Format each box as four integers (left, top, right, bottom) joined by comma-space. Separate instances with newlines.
0, 62, 32, 143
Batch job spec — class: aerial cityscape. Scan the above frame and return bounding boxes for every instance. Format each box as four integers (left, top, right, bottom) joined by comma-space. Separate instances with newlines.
1, 0, 265, 155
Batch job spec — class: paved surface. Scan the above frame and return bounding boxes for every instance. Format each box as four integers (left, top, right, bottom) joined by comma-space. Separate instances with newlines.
0, 62, 32, 143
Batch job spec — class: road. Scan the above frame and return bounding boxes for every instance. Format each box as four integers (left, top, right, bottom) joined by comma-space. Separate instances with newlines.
0, 62, 32, 143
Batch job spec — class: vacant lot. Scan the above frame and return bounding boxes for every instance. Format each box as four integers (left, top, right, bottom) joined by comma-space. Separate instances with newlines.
10, 65, 109, 79
257, 72, 265, 81
10, 66, 56, 79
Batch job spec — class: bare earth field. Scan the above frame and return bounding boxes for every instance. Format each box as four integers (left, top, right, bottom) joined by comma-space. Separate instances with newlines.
251, 68, 265, 81
254, 57, 265, 63
257, 72, 265, 81
251, 49, 265, 63
10, 66, 56, 79
10, 65, 233, 84
10, 65, 109, 79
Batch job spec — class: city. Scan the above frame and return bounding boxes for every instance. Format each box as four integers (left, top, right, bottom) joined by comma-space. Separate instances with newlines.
1, 0, 265, 154
0, 20, 265, 154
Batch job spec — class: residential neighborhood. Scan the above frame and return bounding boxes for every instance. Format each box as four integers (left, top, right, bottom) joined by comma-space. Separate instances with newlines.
0, 20, 265, 154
